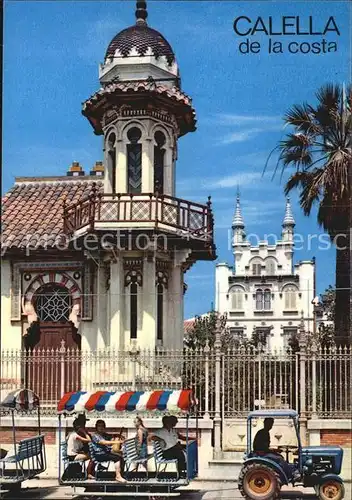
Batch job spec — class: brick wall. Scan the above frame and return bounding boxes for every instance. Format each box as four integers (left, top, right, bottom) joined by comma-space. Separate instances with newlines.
0, 428, 56, 445
321, 430, 352, 447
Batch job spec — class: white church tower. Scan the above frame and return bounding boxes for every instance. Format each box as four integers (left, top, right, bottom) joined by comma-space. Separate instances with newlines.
216, 194, 315, 349
65, 1, 216, 351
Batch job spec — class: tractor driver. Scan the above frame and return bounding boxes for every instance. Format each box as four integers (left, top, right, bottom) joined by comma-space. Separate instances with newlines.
253, 418, 300, 481
253, 417, 274, 454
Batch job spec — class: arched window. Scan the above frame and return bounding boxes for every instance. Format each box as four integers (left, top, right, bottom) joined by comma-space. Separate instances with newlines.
35, 285, 71, 322
230, 287, 243, 310
266, 258, 276, 275
264, 289, 271, 310
127, 127, 142, 194
284, 286, 297, 309
107, 132, 116, 194
130, 282, 138, 339
255, 289, 263, 310
154, 131, 166, 194
157, 284, 164, 341
252, 260, 262, 276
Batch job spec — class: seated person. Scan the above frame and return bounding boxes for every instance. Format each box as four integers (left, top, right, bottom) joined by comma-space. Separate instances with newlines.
91, 419, 126, 483
134, 416, 148, 469
253, 417, 273, 454
76, 414, 92, 455
253, 418, 299, 481
152, 416, 187, 478
66, 418, 91, 462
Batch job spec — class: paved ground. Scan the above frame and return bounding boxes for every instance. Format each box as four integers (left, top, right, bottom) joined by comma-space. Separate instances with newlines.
1, 480, 351, 500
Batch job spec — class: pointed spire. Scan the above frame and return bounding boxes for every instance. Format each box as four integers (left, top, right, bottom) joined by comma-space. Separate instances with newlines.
232, 188, 245, 229
282, 197, 295, 227
135, 1, 148, 25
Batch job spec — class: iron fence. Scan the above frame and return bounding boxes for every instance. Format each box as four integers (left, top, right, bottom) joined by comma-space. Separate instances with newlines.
1, 341, 351, 419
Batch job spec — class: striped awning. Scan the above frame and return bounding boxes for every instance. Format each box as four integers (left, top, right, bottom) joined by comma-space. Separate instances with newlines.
57, 390, 195, 414
0, 389, 40, 411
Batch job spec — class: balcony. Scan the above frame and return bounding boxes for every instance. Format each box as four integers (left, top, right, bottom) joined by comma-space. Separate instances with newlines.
63, 192, 216, 257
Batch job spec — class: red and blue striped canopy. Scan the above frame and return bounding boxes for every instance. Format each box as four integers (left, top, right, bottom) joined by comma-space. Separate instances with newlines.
57, 390, 195, 414
0, 389, 40, 411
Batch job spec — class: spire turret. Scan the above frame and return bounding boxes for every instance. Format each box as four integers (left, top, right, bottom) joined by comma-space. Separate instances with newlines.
232, 189, 245, 229
232, 189, 246, 246
282, 197, 295, 227
282, 197, 295, 242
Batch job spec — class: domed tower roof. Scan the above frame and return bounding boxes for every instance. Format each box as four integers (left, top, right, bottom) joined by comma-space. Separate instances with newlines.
100, 1, 179, 86
105, 24, 176, 66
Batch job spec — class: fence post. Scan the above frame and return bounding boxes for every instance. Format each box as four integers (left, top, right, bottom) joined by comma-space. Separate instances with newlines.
213, 319, 222, 458
311, 339, 318, 419
60, 340, 66, 397
204, 340, 210, 419
129, 343, 139, 391
298, 314, 308, 445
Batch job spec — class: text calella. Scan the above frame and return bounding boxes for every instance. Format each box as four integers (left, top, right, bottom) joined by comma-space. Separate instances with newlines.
233, 16, 340, 37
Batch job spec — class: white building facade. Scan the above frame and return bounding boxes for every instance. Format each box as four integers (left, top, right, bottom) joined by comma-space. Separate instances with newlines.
215, 195, 315, 349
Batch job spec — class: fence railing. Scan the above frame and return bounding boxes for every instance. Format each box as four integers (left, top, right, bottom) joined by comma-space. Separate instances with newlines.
1, 341, 351, 419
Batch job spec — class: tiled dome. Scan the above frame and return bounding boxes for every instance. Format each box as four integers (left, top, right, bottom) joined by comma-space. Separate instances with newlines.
105, 24, 176, 65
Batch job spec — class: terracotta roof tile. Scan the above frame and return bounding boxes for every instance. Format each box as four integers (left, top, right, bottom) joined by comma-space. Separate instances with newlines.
1, 178, 103, 251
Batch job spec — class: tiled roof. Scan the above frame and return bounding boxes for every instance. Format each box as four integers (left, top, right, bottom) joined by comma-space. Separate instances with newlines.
83, 80, 196, 137
105, 24, 175, 65
184, 319, 196, 335
83, 80, 193, 110
1, 178, 103, 251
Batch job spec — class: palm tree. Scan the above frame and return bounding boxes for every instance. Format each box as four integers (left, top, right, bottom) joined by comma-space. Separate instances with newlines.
271, 84, 351, 344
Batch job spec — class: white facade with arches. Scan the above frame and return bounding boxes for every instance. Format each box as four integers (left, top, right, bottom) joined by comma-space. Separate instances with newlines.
1, 1, 215, 361
215, 196, 315, 349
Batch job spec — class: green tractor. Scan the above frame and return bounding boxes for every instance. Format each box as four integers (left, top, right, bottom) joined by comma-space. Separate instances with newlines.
238, 410, 345, 500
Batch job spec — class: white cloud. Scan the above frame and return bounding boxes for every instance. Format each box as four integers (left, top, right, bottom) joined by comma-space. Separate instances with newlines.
220, 125, 283, 145
214, 114, 281, 125
210, 171, 262, 188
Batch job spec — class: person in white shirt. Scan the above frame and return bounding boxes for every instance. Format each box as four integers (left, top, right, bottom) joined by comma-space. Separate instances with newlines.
152, 416, 187, 477
66, 419, 91, 462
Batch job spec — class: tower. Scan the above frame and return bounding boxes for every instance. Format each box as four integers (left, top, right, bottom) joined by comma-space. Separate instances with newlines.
65, 1, 216, 350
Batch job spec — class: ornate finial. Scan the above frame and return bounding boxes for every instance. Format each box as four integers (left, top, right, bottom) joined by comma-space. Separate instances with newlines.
282, 197, 295, 227
136, 0, 148, 25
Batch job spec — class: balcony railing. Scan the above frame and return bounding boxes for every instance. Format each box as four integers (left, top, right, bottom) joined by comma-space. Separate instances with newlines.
63, 192, 214, 243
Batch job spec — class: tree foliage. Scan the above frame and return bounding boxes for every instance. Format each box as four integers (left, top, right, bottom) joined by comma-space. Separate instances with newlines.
269, 84, 351, 341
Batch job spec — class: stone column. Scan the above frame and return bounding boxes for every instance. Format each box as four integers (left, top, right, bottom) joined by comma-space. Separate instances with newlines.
163, 148, 173, 196
142, 136, 153, 193
141, 254, 156, 349
96, 262, 108, 349
109, 257, 123, 348
167, 263, 183, 350
116, 138, 127, 193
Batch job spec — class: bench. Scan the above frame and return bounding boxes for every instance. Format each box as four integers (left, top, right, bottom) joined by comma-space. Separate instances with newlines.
60, 441, 87, 481
122, 438, 153, 479
152, 440, 179, 481
0, 435, 46, 482
87, 442, 113, 479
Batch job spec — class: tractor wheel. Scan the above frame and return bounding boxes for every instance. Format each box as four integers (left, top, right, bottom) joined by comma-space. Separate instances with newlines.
318, 480, 345, 500
238, 463, 282, 500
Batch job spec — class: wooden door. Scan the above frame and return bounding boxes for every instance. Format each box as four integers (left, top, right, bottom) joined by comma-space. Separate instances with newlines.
27, 322, 81, 403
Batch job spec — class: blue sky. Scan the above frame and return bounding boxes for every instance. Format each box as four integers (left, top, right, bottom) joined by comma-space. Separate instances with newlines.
3, 1, 351, 318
